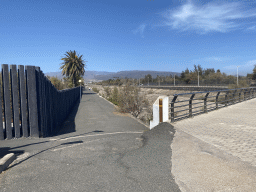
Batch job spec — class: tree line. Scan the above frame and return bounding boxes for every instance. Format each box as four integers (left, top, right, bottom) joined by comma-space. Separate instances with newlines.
97, 64, 256, 88
48, 50, 256, 90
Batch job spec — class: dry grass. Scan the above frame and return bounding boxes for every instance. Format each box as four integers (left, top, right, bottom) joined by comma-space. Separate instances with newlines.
91, 84, 253, 125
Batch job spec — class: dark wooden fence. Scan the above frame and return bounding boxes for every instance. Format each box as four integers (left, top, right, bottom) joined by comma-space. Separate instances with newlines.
0, 64, 81, 140
170, 87, 256, 122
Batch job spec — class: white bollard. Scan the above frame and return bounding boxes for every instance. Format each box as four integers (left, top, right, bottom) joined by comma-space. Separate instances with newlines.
150, 96, 169, 129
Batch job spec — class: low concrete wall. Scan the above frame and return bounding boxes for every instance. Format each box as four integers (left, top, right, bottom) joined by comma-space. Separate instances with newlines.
150, 96, 169, 129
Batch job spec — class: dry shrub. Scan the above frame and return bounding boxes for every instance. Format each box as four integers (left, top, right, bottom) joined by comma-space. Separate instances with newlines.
92, 87, 99, 93
108, 87, 119, 105
148, 89, 154, 94
117, 84, 149, 117
103, 87, 111, 98
227, 80, 250, 89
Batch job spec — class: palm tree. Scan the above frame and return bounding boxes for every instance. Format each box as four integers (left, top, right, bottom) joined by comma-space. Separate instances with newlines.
60, 50, 87, 87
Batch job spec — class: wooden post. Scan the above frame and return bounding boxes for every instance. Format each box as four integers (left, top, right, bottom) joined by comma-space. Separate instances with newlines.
216, 92, 220, 109
159, 99, 163, 123
25, 66, 39, 137
18, 65, 28, 137
0, 68, 3, 139
10, 65, 20, 138
204, 92, 210, 113
225, 92, 228, 106
189, 94, 195, 118
171, 95, 178, 122
2, 64, 12, 139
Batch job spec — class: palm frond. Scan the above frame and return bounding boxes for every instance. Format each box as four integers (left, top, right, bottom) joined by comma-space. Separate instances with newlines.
59, 50, 86, 87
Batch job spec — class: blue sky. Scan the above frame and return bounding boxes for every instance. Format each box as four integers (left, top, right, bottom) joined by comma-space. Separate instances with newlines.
1, 0, 256, 76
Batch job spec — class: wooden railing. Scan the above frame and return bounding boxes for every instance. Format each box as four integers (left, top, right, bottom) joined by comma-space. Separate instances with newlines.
170, 87, 256, 122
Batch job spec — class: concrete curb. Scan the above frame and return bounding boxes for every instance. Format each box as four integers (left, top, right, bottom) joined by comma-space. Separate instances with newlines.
0, 153, 16, 174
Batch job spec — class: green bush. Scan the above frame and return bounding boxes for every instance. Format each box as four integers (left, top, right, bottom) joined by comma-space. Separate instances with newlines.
108, 87, 119, 105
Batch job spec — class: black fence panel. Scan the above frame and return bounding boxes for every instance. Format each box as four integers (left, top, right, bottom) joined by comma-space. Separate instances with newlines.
0, 64, 81, 140
35, 68, 80, 137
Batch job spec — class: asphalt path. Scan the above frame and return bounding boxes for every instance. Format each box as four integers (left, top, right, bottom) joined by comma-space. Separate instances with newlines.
0, 89, 180, 192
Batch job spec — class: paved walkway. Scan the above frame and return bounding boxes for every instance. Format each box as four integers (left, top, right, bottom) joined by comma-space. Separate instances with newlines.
0, 89, 180, 192
1, 88, 256, 191
170, 98, 256, 191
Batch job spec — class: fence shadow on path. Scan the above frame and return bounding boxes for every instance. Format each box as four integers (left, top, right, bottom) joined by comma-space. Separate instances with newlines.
52, 89, 104, 138
5, 140, 85, 170
52, 98, 81, 137
0, 140, 50, 159
0, 147, 25, 159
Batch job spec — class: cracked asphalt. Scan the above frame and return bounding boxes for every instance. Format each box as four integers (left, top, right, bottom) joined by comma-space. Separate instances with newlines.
0, 89, 180, 192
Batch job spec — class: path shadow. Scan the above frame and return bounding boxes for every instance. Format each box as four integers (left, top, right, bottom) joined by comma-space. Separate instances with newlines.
52, 98, 81, 137
0, 140, 51, 159
52, 90, 100, 137
6, 139, 85, 170
0, 147, 24, 159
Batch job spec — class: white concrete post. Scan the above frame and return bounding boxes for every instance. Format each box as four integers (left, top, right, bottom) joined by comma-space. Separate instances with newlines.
150, 96, 169, 129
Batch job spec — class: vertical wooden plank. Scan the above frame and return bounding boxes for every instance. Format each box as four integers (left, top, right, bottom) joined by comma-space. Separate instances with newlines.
43, 75, 48, 136
25, 66, 39, 137
40, 72, 46, 137
35, 67, 43, 137
2, 64, 12, 139
0, 70, 4, 140
41, 71, 47, 137
18, 65, 28, 137
48, 81, 54, 135
53, 85, 57, 133
45, 78, 51, 135
10, 65, 20, 138
43, 78, 49, 136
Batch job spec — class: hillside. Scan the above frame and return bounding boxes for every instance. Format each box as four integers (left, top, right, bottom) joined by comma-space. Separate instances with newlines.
45, 70, 181, 81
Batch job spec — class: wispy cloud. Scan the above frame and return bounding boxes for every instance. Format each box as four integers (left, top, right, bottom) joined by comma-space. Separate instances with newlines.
223, 59, 256, 69
223, 65, 240, 70
247, 25, 256, 31
245, 59, 256, 67
204, 57, 224, 62
133, 24, 146, 38
162, 1, 256, 34
193, 56, 232, 63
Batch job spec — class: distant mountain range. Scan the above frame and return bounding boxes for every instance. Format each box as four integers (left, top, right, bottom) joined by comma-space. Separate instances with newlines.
45, 70, 181, 81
